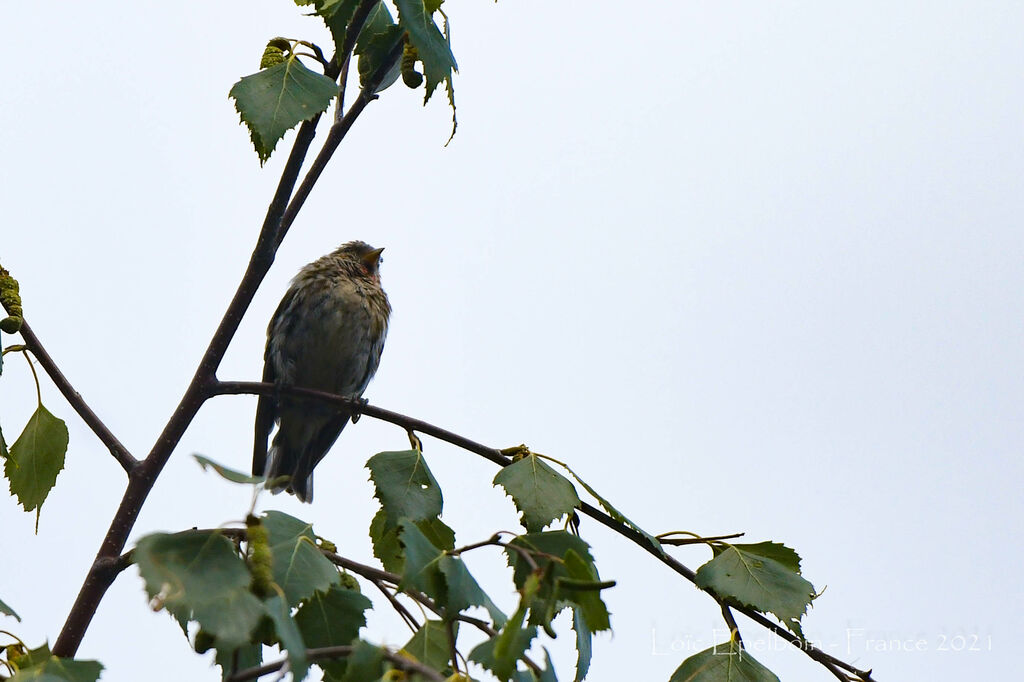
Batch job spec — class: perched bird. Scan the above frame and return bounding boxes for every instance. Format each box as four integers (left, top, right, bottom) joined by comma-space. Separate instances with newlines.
253, 241, 390, 502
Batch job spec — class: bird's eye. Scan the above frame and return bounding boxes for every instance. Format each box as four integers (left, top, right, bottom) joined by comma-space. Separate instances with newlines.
377, 255, 384, 267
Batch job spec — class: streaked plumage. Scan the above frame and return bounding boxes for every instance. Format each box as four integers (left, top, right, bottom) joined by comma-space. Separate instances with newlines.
253, 241, 390, 502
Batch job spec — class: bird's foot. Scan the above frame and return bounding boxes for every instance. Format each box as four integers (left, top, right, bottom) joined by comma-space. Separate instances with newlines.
350, 396, 369, 423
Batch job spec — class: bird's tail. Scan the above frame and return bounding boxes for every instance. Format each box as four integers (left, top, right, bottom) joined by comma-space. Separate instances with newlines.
265, 411, 351, 503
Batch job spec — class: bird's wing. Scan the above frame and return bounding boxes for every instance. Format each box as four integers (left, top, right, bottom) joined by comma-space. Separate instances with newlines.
254, 287, 299, 476
252, 357, 277, 476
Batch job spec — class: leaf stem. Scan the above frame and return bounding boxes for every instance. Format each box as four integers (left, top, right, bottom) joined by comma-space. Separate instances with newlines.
20, 349, 41, 406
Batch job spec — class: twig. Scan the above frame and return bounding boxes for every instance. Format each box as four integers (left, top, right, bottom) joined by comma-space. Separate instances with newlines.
12, 320, 136, 473
224, 645, 445, 682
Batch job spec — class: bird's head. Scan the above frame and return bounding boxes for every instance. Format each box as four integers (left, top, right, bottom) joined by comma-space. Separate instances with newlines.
336, 240, 385, 280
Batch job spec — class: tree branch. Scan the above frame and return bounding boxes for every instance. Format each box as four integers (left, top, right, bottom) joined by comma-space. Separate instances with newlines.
12, 319, 136, 473
210, 381, 876, 682
224, 645, 445, 682
49, 34, 406, 660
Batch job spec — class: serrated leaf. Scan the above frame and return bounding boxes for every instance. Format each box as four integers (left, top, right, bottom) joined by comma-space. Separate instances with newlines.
265, 594, 309, 681
263, 511, 341, 606
494, 456, 581, 532
5, 404, 69, 514
8, 644, 103, 682
695, 544, 815, 632
193, 454, 266, 485
394, 0, 457, 102
401, 619, 453, 671
294, 584, 372, 649
438, 555, 507, 627
571, 608, 591, 682
0, 596, 20, 621
1, 422, 7, 458
229, 57, 339, 163
134, 531, 264, 649
669, 639, 781, 682
367, 450, 443, 527
398, 519, 447, 602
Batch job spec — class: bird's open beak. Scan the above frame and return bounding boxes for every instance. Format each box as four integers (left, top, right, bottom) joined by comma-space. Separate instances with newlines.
361, 247, 384, 267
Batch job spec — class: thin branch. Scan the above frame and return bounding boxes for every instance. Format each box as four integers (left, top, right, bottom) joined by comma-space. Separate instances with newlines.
225, 644, 445, 682
449, 534, 502, 556
13, 320, 136, 473
211, 381, 876, 682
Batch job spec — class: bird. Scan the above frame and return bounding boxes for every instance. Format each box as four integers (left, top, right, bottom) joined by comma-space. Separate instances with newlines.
253, 241, 390, 502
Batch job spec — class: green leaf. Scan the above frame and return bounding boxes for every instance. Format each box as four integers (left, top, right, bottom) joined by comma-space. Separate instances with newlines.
264, 594, 309, 681
5, 404, 69, 514
355, 4, 403, 92
400, 619, 453, 671
367, 450, 443, 525
229, 57, 339, 163
0, 596, 20, 621
133, 531, 264, 649
294, 584, 372, 648
8, 644, 102, 682
494, 455, 581, 532
371, 509, 455, 574
571, 608, 591, 682
263, 511, 341, 606
438, 555, 507, 627
669, 639, 781, 682
337, 640, 385, 682
398, 519, 447, 602
468, 625, 537, 682
1, 422, 7, 458
394, 0, 457, 102
695, 543, 815, 633
193, 454, 266, 485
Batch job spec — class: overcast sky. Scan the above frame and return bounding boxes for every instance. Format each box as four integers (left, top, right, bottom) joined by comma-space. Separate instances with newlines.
2, 2, 1021, 680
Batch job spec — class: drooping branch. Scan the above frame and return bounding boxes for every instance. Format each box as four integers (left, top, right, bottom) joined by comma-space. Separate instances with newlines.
8, 319, 136, 473
210, 380, 876, 682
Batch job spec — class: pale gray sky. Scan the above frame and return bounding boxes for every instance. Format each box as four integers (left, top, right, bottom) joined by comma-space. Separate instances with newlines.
2, 1, 1021, 680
